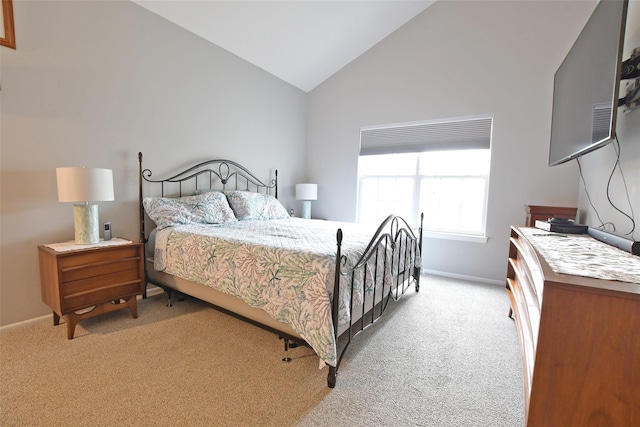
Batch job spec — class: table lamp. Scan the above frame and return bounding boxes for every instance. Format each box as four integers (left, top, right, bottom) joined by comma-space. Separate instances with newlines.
296, 183, 317, 220
56, 167, 114, 244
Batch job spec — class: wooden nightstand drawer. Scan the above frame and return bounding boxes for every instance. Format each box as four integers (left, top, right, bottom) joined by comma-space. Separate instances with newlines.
58, 246, 141, 270
62, 269, 142, 311
61, 257, 140, 283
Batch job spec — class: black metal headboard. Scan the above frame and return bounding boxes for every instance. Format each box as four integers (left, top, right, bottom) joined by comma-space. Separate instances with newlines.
138, 152, 278, 243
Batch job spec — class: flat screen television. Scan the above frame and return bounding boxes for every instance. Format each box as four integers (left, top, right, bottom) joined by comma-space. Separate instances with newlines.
549, 0, 628, 166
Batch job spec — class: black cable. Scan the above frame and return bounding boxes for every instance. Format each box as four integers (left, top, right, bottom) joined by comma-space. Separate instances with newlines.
606, 136, 636, 236
576, 157, 609, 230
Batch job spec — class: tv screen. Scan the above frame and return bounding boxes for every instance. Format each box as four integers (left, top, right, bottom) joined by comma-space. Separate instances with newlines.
549, 0, 628, 166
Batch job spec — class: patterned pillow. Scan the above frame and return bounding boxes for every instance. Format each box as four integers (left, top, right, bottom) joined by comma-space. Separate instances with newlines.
224, 191, 289, 220
143, 191, 237, 229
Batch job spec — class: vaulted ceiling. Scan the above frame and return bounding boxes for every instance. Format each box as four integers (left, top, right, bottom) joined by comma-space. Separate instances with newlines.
131, 1, 436, 92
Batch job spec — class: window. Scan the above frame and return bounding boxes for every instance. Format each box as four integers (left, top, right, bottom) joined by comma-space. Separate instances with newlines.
357, 116, 492, 237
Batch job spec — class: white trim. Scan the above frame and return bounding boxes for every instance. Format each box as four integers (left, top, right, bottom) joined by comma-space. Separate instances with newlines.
0, 286, 165, 333
145, 286, 165, 298
361, 113, 495, 131
422, 269, 504, 286
0, 314, 50, 333
423, 230, 489, 243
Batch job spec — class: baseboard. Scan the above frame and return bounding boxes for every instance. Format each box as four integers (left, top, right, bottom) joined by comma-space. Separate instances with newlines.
0, 314, 51, 334
0, 286, 166, 334
422, 269, 503, 286
146, 285, 165, 297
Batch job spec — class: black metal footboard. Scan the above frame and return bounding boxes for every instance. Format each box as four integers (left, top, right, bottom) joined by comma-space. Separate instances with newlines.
327, 214, 423, 388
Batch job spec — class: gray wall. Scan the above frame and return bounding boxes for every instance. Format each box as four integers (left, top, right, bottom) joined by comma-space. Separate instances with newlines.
2, 0, 638, 327
307, 0, 610, 283
578, 1, 640, 241
0, 1, 307, 326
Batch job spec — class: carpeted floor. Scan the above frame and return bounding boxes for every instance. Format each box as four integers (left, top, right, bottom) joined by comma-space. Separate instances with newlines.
0, 275, 524, 426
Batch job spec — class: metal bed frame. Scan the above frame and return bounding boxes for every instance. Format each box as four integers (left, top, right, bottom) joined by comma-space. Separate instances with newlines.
138, 152, 423, 387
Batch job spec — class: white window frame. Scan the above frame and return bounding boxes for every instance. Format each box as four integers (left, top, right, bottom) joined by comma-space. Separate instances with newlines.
357, 115, 492, 241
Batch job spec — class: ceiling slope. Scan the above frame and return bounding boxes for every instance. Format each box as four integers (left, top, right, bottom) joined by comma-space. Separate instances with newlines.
131, 0, 435, 92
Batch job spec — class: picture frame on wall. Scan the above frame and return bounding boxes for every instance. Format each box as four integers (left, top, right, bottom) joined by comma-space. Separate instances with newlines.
1, 0, 16, 49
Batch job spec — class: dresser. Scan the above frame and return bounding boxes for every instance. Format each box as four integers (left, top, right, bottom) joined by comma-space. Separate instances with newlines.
38, 241, 145, 339
506, 226, 640, 426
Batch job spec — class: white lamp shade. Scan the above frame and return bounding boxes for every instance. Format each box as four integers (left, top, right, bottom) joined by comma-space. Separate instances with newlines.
56, 167, 114, 202
296, 183, 317, 201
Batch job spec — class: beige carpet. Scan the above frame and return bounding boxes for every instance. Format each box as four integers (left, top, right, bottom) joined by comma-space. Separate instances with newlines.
0, 275, 524, 426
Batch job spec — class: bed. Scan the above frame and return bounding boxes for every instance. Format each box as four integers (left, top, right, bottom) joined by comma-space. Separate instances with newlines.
138, 152, 423, 387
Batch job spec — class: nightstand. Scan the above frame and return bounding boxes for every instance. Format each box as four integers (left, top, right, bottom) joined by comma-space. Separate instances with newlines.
38, 240, 145, 339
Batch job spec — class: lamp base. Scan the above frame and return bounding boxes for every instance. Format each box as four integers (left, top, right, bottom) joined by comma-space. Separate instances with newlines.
74, 204, 99, 244
301, 200, 311, 220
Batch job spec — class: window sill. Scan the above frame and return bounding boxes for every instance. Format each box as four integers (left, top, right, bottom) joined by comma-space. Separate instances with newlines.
423, 231, 488, 243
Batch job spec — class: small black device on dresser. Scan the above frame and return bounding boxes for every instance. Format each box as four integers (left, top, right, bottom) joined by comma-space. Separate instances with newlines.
535, 218, 588, 234
104, 222, 112, 241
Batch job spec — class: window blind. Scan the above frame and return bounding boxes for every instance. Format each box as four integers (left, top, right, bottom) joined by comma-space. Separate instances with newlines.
360, 115, 493, 156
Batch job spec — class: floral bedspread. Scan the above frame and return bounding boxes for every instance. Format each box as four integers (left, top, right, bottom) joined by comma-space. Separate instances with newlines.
153, 218, 389, 367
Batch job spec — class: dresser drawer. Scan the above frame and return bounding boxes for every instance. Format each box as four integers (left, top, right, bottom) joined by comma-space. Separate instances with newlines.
60, 247, 143, 312
61, 257, 140, 283
62, 276, 142, 311
58, 246, 141, 270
